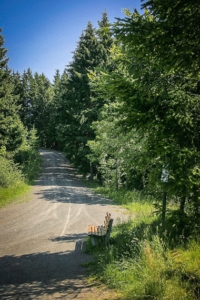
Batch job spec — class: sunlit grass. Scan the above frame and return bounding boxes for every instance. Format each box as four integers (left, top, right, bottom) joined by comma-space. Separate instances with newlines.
85, 183, 154, 216
84, 182, 200, 300
170, 240, 200, 280
0, 149, 42, 207
87, 230, 199, 299
0, 181, 30, 207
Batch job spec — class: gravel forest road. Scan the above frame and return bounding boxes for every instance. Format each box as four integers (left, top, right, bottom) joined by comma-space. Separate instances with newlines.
0, 149, 128, 299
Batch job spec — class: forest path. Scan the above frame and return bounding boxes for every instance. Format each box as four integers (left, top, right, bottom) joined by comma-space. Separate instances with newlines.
0, 149, 128, 299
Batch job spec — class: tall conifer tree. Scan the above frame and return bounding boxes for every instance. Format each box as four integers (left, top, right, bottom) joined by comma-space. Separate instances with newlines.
0, 28, 24, 151
50, 14, 114, 172
97, 11, 113, 67
60, 22, 104, 171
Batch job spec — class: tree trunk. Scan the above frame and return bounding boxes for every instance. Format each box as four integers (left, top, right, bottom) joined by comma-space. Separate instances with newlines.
180, 196, 186, 214
90, 162, 93, 181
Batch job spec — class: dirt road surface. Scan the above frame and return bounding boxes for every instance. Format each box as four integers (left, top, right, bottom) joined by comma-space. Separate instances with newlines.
0, 149, 128, 299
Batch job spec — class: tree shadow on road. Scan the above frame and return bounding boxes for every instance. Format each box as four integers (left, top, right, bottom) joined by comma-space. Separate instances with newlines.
34, 185, 114, 206
0, 236, 94, 299
34, 149, 120, 207
35, 156, 87, 188
50, 233, 88, 243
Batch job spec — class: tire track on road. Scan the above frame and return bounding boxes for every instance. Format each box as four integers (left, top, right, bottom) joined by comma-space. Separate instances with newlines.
60, 202, 72, 237
0, 149, 129, 299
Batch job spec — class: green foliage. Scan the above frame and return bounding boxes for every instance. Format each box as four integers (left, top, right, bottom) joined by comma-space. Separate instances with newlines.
99, 238, 197, 299
48, 13, 114, 172
32, 73, 54, 147
0, 182, 29, 207
86, 3, 200, 227
15, 69, 54, 147
97, 10, 114, 68
14, 146, 42, 183
91, 185, 153, 213
63, 21, 105, 170
0, 129, 41, 206
141, 0, 200, 76
0, 27, 43, 207
27, 127, 40, 149
86, 187, 200, 299
0, 156, 24, 188
0, 29, 25, 152
88, 100, 146, 190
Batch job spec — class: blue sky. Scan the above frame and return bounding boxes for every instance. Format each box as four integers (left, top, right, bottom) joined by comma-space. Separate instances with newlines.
0, 0, 142, 82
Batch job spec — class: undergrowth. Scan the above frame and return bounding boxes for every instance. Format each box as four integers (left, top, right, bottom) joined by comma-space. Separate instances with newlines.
0, 147, 42, 207
0, 182, 30, 207
85, 184, 200, 300
14, 146, 43, 183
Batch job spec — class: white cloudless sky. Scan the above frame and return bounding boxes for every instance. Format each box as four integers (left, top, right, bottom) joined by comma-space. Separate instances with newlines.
0, 0, 143, 82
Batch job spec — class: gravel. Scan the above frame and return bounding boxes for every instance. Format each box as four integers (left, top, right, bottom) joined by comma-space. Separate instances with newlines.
0, 149, 128, 299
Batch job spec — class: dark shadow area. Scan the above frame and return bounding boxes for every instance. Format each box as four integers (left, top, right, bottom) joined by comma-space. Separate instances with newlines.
0, 239, 93, 299
34, 186, 113, 206
33, 150, 115, 206
34, 165, 81, 186
35, 151, 84, 187
51, 233, 88, 243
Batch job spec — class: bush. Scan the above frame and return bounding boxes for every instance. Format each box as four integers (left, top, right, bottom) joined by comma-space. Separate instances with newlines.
14, 146, 42, 182
0, 156, 24, 188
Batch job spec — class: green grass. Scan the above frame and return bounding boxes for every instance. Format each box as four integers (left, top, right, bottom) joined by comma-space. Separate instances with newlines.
84, 181, 154, 215
84, 182, 200, 300
99, 239, 197, 300
86, 224, 200, 299
0, 181, 30, 207
0, 148, 43, 207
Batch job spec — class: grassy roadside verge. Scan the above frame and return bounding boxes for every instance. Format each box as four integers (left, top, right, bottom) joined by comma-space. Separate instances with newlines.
84, 182, 200, 300
0, 149, 42, 208
0, 182, 30, 207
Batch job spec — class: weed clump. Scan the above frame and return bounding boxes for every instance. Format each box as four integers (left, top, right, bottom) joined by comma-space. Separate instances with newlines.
0, 156, 23, 188
0, 156, 29, 207
0, 143, 42, 207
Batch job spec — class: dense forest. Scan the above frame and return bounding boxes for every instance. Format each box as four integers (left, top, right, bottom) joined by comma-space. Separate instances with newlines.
0, 0, 200, 298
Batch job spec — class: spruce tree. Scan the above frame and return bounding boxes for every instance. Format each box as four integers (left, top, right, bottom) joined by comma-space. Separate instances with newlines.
31, 72, 53, 147
50, 15, 114, 172
97, 11, 113, 67
60, 22, 104, 171
19, 69, 34, 130
94, 4, 200, 222
0, 28, 24, 151
53, 68, 69, 149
